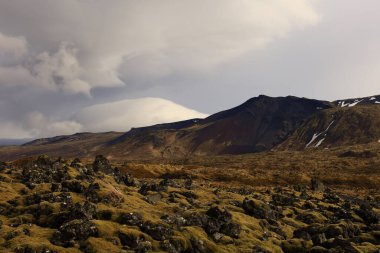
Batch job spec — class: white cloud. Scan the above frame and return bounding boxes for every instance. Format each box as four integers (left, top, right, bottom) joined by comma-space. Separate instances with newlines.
0, 98, 208, 138
23, 111, 83, 138
0, 32, 27, 60
74, 97, 209, 132
0, 65, 35, 86
45, 121, 83, 136
25, 42, 91, 95
0, 122, 32, 139
0, 0, 322, 139
0, 41, 91, 95
0, 0, 319, 92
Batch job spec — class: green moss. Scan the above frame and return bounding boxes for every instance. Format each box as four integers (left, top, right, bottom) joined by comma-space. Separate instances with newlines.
84, 237, 122, 253
281, 239, 313, 253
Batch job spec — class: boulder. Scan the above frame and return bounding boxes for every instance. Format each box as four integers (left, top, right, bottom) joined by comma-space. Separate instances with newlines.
321, 238, 360, 253
51, 219, 98, 247
51, 183, 62, 192
205, 206, 232, 223
61, 180, 85, 193
355, 203, 379, 225
161, 214, 187, 228
112, 167, 139, 186
22, 156, 70, 185
138, 182, 168, 196
85, 183, 101, 203
71, 201, 97, 220
160, 238, 185, 253
0, 161, 7, 171
185, 213, 208, 227
323, 192, 341, 204
271, 194, 296, 206
92, 155, 113, 174
118, 231, 151, 252
141, 221, 174, 241
242, 198, 282, 220
296, 211, 327, 224
189, 238, 211, 253
220, 222, 241, 239
135, 241, 153, 253
311, 178, 325, 192
70, 158, 83, 169
117, 212, 144, 227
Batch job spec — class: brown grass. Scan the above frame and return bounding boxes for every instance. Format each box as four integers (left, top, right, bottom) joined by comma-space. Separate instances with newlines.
110, 142, 380, 195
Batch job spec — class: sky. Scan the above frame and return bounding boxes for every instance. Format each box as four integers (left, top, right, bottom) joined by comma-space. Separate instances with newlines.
0, 0, 379, 139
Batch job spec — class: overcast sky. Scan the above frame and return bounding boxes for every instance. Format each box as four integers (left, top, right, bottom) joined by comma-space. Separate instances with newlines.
0, 0, 379, 138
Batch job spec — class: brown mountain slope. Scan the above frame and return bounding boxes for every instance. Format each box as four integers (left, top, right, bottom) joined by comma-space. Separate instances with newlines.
178, 95, 332, 154
0, 132, 123, 161
0, 95, 332, 161
104, 95, 333, 159
278, 105, 380, 150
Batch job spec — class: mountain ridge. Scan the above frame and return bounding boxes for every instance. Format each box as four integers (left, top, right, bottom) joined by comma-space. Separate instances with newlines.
1, 94, 379, 161
278, 104, 380, 150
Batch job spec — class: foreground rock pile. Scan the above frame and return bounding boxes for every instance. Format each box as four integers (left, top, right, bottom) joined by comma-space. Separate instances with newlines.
0, 156, 379, 252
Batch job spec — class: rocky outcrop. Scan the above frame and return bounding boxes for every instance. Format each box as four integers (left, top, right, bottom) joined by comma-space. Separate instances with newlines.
0, 155, 379, 252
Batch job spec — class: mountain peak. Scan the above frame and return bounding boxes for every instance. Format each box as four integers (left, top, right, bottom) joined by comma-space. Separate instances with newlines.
1, 94, 380, 161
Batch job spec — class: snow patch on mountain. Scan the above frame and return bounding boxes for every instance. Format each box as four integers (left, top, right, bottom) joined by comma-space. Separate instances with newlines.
337, 96, 380, 107
305, 120, 334, 148
348, 99, 363, 107
325, 120, 335, 132
315, 138, 325, 147
306, 133, 322, 147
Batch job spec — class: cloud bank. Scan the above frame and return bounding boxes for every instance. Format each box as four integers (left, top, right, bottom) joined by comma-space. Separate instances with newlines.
0, 0, 322, 138
0, 98, 208, 138
0, 0, 319, 93
74, 98, 209, 133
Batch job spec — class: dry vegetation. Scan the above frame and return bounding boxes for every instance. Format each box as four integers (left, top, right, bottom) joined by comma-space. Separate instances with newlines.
121, 142, 380, 196
0, 143, 379, 252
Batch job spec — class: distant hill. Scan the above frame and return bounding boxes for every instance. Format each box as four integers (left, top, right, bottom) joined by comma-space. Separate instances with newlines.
0, 138, 32, 146
0, 94, 379, 161
0, 132, 122, 161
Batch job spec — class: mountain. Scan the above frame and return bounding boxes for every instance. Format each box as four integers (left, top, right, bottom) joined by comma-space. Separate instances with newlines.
334, 95, 380, 107
278, 104, 380, 150
97, 95, 332, 160
174, 95, 332, 154
0, 132, 122, 161
0, 138, 32, 146
1, 94, 380, 161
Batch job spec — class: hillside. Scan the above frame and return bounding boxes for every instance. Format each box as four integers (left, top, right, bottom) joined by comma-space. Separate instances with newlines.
179, 95, 332, 154
278, 105, 380, 150
334, 95, 380, 107
0, 95, 380, 252
0, 95, 332, 161
0, 154, 378, 252
0, 132, 123, 161
2, 95, 380, 161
